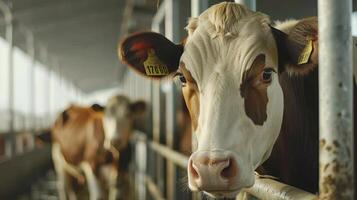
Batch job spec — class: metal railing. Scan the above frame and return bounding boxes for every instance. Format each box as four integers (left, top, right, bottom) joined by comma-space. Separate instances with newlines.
0, 128, 52, 198
0, 129, 49, 159
132, 133, 318, 200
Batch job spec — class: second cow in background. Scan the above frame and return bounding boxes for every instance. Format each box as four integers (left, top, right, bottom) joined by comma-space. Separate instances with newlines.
103, 95, 147, 199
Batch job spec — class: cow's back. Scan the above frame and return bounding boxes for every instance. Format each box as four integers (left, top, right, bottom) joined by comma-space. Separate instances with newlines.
51, 106, 106, 166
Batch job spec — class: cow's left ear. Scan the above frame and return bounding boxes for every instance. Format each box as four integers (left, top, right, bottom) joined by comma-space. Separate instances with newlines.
36, 129, 52, 144
272, 17, 318, 75
91, 103, 105, 112
130, 100, 147, 116
119, 32, 184, 79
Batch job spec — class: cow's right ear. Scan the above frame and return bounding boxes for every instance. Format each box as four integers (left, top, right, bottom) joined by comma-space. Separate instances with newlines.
272, 17, 318, 76
119, 32, 184, 79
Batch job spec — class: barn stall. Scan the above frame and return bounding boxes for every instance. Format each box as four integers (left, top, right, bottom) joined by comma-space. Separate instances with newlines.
0, 0, 356, 199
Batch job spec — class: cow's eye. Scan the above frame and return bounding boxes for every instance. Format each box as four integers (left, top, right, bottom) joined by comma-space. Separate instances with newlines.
174, 72, 187, 86
261, 68, 274, 83
178, 74, 187, 85
179, 74, 187, 83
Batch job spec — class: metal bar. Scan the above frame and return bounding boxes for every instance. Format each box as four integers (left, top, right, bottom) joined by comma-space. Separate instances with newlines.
39, 45, 51, 124
150, 141, 188, 169
145, 175, 165, 200
149, 139, 317, 199
134, 134, 147, 200
234, 0, 256, 11
318, 0, 354, 199
48, 67, 53, 119
165, 0, 180, 43
151, 82, 163, 193
0, 130, 43, 138
23, 27, 36, 130
0, 1, 14, 157
191, 0, 209, 17
119, 0, 134, 39
243, 177, 317, 200
165, 1, 180, 199
151, 5, 165, 194
151, 1, 166, 32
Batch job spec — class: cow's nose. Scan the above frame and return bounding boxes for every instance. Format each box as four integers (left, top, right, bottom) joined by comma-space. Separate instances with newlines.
188, 151, 237, 190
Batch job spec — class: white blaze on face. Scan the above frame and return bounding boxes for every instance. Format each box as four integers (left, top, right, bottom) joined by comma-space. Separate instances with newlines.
181, 3, 285, 197
103, 96, 131, 147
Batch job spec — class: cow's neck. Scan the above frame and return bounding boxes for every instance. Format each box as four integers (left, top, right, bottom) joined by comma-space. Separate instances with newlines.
263, 68, 320, 193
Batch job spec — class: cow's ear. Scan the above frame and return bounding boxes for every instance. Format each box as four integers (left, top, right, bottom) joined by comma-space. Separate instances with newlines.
119, 32, 184, 79
36, 129, 52, 144
130, 100, 147, 131
91, 103, 105, 112
130, 100, 147, 116
272, 17, 318, 76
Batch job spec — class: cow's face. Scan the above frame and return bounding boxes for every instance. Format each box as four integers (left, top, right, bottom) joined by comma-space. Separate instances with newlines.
119, 2, 317, 198
103, 95, 146, 149
180, 15, 284, 197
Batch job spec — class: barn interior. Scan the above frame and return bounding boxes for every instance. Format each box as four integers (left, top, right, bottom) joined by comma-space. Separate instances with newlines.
0, 0, 356, 199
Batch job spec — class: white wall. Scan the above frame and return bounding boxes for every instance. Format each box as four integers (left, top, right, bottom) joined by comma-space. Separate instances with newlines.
0, 37, 84, 131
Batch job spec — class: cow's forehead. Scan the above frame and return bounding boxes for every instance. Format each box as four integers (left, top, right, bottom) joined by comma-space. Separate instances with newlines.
180, 2, 279, 86
181, 24, 278, 86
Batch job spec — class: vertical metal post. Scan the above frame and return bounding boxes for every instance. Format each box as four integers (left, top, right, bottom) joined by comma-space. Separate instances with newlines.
48, 64, 52, 124
151, 5, 166, 196
318, 0, 354, 199
6, 3, 13, 134
40, 46, 50, 128
165, 1, 180, 199
152, 1, 166, 33
58, 67, 64, 111
234, 0, 256, 11
191, 0, 209, 17
0, 1, 14, 157
52, 60, 60, 115
25, 29, 35, 130
135, 135, 147, 200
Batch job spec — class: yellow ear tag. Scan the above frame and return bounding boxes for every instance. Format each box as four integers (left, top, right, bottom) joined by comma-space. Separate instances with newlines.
143, 49, 169, 76
297, 39, 313, 65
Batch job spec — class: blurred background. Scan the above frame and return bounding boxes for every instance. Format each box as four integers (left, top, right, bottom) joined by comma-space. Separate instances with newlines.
0, 0, 356, 132
0, 0, 356, 199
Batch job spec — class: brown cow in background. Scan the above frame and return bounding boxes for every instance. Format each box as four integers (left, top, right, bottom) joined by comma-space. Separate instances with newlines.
51, 105, 118, 200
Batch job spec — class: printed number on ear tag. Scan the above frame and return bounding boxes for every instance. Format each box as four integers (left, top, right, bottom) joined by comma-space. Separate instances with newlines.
143, 49, 169, 76
298, 39, 313, 65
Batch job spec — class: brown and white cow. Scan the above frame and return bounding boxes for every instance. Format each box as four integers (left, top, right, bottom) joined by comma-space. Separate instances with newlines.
102, 95, 147, 199
118, 2, 357, 198
51, 105, 118, 200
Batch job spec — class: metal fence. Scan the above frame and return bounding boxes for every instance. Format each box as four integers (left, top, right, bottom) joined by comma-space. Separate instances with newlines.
131, 133, 318, 200
0, 130, 52, 199
0, 129, 49, 159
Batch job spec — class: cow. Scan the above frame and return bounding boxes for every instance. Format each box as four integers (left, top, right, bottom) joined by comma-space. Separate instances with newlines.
102, 95, 147, 199
118, 2, 357, 198
51, 105, 118, 200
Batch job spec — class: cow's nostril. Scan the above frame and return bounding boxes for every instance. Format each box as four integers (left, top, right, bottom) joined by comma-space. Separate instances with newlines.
220, 158, 237, 179
190, 160, 199, 179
